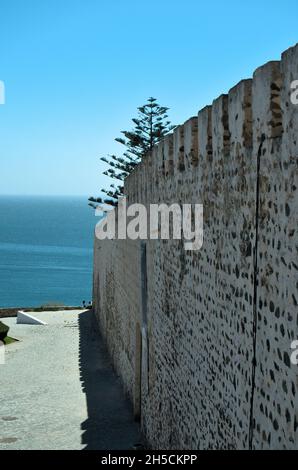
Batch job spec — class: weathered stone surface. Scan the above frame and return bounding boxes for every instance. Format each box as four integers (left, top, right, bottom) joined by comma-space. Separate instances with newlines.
251, 47, 298, 450
93, 44, 298, 450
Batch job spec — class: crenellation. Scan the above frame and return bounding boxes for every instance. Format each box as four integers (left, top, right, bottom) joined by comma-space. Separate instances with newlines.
183, 117, 198, 168
212, 94, 230, 158
173, 125, 185, 173
163, 133, 174, 177
228, 79, 252, 149
252, 61, 282, 140
198, 105, 213, 161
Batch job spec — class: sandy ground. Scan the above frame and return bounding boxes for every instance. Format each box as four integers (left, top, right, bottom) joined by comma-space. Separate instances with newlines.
0, 310, 140, 450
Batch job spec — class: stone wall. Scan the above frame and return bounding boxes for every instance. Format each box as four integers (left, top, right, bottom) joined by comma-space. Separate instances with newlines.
93, 44, 298, 449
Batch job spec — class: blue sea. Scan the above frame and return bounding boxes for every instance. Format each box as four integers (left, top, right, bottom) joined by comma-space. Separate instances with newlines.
0, 196, 97, 308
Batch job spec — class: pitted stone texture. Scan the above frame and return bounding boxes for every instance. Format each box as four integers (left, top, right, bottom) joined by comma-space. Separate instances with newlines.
93, 44, 298, 450
251, 47, 298, 450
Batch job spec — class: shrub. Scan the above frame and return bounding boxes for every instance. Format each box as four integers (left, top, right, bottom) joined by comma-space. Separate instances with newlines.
0, 321, 9, 342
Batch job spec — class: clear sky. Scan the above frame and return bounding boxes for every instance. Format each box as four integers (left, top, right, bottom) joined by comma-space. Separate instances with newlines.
0, 0, 297, 196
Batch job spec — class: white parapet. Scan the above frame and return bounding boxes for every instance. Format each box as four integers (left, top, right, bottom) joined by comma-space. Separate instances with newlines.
17, 311, 47, 325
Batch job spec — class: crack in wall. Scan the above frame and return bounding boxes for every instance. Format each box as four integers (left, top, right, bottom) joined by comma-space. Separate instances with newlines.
248, 132, 265, 449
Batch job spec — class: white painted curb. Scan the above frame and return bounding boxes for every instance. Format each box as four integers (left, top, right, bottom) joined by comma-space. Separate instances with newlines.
17, 311, 47, 325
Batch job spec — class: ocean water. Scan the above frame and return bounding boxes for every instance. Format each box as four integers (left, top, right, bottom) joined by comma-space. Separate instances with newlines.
0, 196, 97, 308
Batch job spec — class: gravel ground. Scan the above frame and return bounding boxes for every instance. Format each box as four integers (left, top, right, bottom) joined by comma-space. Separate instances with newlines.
0, 310, 140, 450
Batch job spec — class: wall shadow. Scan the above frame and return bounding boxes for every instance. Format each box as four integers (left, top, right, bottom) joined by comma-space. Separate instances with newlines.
78, 310, 141, 450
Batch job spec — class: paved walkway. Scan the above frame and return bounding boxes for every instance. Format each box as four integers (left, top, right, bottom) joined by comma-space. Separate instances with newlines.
0, 310, 141, 450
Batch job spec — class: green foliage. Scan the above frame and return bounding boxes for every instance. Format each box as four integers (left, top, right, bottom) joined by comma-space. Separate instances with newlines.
0, 321, 9, 342
4, 336, 17, 345
89, 97, 174, 209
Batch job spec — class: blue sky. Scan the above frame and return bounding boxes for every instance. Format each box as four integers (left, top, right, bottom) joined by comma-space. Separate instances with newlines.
0, 0, 297, 196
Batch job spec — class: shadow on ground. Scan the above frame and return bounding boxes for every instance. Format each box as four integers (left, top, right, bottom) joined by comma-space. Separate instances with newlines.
78, 310, 141, 450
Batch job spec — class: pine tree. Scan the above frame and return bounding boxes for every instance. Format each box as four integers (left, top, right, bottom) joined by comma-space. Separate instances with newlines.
89, 97, 174, 209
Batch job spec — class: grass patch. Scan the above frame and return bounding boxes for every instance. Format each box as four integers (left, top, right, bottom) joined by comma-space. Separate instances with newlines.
0, 320, 10, 342
3, 336, 18, 345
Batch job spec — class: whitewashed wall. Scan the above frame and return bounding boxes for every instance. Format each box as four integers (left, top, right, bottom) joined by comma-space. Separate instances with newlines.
93, 44, 298, 450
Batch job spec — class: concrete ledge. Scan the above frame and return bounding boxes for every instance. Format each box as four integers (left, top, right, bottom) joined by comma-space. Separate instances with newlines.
17, 311, 47, 325
0, 306, 85, 319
